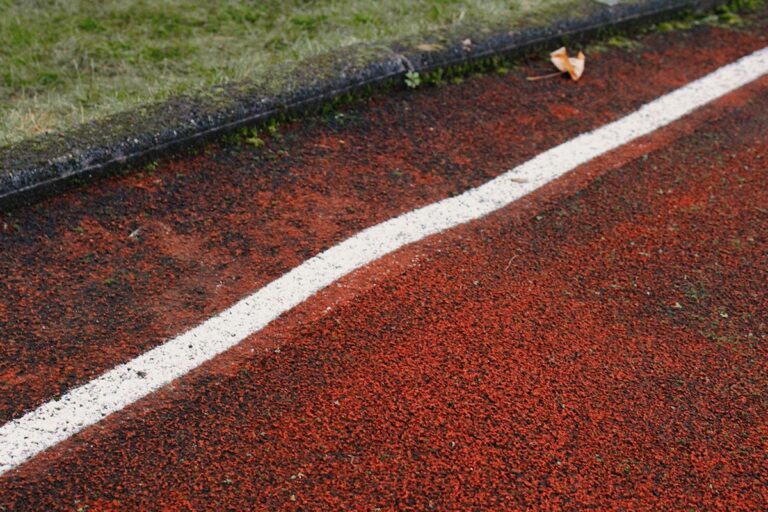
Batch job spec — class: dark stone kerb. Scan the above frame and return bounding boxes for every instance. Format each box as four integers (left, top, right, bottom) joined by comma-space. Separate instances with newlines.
0, 0, 728, 210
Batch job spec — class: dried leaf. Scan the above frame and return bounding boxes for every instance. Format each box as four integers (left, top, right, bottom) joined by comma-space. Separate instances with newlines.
417, 43, 443, 52
550, 47, 586, 81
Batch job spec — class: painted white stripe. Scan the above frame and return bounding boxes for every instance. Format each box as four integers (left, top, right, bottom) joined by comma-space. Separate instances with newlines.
2, 47, 768, 476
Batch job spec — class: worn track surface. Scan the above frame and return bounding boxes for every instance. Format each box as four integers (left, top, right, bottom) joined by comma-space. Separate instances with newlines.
1, 12, 767, 511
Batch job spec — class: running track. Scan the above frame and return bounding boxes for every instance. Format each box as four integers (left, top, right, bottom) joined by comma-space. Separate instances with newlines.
1, 14, 767, 510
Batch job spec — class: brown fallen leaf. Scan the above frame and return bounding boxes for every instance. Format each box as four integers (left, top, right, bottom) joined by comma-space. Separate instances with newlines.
527, 46, 586, 82
550, 47, 585, 81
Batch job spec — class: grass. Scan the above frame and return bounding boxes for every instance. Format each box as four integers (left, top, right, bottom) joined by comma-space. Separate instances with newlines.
587, 0, 764, 54
0, 0, 593, 148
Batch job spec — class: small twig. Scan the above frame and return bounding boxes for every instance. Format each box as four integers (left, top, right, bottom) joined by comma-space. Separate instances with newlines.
526, 71, 563, 81
504, 255, 518, 271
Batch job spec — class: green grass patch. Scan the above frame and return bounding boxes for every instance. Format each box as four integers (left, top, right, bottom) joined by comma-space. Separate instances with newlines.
2, 0, 760, 147
0, 0, 610, 147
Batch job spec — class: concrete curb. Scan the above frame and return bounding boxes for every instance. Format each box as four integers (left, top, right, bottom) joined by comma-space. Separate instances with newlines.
0, 0, 725, 210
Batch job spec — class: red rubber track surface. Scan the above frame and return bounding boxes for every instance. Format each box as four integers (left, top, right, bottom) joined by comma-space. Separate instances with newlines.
3, 74, 768, 512
1, 14, 768, 512
1, 21, 767, 425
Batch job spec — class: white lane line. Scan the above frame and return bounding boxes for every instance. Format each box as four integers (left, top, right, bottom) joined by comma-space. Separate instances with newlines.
2, 47, 768, 476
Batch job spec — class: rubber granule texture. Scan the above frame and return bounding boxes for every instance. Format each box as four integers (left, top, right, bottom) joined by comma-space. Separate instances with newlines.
2, 51, 768, 512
